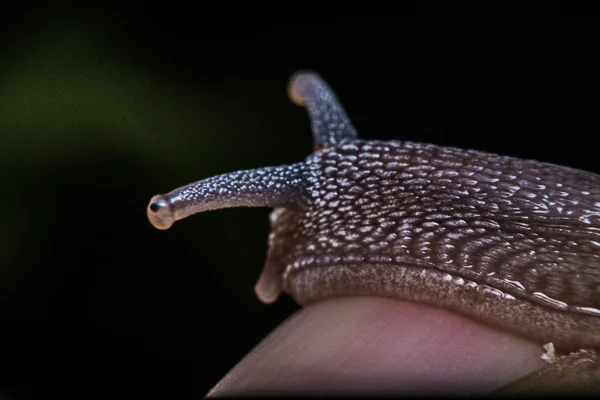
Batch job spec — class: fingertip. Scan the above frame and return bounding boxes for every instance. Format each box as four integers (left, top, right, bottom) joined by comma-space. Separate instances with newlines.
207, 297, 545, 396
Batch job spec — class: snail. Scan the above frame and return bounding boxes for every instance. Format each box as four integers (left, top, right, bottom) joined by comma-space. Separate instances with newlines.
147, 72, 600, 393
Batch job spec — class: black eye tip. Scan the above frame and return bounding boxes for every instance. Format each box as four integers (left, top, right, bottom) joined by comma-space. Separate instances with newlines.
149, 202, 162, 213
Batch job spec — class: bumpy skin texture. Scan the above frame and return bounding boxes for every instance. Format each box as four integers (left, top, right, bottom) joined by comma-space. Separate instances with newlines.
266, 140, 600, 350
147, 72, 600, 354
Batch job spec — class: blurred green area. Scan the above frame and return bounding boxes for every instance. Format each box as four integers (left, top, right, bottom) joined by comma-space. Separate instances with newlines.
0, 14, 307, 301
0, 13, 312, 395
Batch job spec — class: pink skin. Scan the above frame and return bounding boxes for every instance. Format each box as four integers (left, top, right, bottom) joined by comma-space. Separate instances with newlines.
207, 297, 545, 396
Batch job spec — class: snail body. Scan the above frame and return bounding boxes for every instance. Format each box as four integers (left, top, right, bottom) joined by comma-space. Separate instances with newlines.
148, 72, 600, 353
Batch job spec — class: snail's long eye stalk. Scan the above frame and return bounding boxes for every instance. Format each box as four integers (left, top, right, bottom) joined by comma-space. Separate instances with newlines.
147, 163, 307, 230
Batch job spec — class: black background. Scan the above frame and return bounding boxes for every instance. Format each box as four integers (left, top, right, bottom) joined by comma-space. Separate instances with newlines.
0, 6, 599, 399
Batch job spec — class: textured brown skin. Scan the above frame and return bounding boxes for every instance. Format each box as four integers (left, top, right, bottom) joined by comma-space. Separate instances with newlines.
259, 140, 600, 352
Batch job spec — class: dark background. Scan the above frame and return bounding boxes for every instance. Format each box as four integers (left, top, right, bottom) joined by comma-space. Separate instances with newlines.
0, 6, 598, 399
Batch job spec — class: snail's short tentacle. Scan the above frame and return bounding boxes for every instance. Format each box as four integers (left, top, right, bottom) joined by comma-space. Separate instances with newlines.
288, 71, 358, 147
